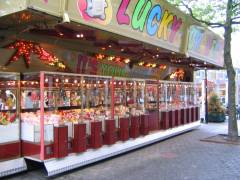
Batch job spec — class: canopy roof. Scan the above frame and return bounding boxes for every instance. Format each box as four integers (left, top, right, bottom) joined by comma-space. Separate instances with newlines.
0, 0, 224, 70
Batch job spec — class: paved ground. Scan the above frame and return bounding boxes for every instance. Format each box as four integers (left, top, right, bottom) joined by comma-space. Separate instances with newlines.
6, 121, 240, 180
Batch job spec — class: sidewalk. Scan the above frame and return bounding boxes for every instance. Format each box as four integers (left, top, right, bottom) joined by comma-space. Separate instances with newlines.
7, 121, 240, 180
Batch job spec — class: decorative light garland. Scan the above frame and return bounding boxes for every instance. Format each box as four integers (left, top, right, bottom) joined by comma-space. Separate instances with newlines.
95, 53, 168, 69
5, 40, 66, 69
170, 69, 185, 80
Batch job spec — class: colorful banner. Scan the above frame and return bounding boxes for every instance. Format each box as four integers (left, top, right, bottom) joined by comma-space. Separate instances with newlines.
28, 0, 186, 53
188, 25, 224, 67
0, 0, 27, 17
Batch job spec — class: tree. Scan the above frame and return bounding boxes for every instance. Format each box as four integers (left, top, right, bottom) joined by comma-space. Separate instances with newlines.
167, 0, 240, 140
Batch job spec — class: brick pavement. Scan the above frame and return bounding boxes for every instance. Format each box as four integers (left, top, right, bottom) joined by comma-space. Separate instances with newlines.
6, 121, 240, 180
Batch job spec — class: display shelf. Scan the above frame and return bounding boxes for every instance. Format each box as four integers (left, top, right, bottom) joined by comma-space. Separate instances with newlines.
21, 105, 112, 113
0, 109, 17, 113
21, 106, 81, 112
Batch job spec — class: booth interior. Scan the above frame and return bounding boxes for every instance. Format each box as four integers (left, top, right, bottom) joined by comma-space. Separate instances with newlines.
0, 9, 219, 163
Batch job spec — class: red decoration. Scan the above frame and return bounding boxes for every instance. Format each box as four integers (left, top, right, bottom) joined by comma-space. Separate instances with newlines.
5, 40, 66, 69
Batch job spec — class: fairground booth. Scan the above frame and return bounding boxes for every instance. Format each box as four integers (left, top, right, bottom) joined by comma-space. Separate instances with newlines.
0, 0, 224, 177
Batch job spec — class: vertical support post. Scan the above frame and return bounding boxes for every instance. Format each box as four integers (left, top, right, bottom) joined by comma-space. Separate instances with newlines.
81, 76, 84, 118
111, 77, 115, 120
133, 81, 137, 107
17, 74, 21, 156
157, 80, 160, 110
184, 84, 187, 107
165, 83, 168, 109
205, 69, 208, 123
40, 72, 45, 160
143, 81, 146, 112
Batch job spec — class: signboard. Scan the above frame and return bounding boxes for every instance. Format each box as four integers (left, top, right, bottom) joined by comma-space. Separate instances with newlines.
28, 0, 187, 53
0, 0, 27, 17
75, 54, 171, 79
1, 0, 224, 67
188, 25, 224, 67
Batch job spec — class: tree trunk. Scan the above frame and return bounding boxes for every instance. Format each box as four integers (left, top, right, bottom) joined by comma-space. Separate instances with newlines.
224, 0, 239, 140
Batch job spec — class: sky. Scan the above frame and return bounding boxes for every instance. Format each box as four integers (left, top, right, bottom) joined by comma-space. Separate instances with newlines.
232, 32, 240, 68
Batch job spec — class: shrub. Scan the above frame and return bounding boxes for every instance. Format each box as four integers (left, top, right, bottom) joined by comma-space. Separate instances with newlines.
208, 93, 225, 114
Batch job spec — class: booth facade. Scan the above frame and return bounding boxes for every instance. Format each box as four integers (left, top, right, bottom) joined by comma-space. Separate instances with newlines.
0, 0, 224, 177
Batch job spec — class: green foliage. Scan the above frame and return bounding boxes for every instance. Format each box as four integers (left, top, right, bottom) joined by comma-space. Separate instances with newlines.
208, 93, 225, 114
167, 0, 240, 30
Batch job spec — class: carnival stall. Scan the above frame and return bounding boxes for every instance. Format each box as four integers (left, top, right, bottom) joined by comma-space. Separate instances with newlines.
0, 0, 223, 177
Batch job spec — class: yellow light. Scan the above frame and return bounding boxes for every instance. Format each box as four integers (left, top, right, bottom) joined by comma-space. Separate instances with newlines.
152, 64, 157, 68
108, 56, 115, 61
146, 63, 151, 67
124, 58, 130, 64
96, 54, 105, 60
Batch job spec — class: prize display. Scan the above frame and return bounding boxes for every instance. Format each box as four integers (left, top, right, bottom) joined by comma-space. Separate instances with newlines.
159, 82, 167, 111
114, 79, 145, 117
126, 79, 145, 115
114, 79, 129, 118
17, 71, 199, 160
145, 80, 158, 110
0, 72, 20, 160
